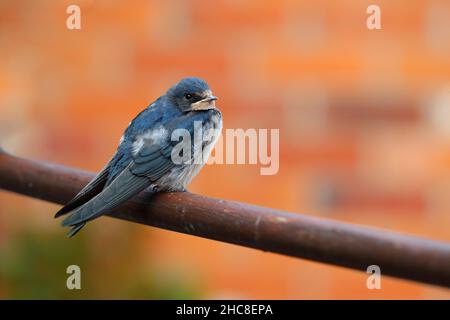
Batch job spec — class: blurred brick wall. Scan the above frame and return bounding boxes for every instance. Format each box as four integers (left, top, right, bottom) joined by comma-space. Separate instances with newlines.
1, 0, 450, 298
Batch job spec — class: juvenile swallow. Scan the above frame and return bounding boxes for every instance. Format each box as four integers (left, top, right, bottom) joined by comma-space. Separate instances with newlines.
55, 77, 222, 237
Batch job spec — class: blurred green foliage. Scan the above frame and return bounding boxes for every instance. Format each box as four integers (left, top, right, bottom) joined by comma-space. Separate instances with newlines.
0, 224, 200, 299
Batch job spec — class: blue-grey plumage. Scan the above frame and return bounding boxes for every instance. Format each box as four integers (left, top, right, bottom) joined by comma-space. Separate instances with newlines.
55, 77, 222, 237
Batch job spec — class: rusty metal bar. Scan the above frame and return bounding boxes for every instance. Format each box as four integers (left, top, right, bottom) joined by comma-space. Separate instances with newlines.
1, 148, 450, 288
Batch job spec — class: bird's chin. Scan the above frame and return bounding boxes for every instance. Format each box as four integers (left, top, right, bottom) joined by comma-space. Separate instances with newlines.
189, 100, 217, 111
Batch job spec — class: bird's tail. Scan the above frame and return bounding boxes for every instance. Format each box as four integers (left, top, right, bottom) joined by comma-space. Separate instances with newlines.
61, 167, 150, 234
66, 222, 86, 238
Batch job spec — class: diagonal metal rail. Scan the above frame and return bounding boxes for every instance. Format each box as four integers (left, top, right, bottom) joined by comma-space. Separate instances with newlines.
0, 148, 450, 288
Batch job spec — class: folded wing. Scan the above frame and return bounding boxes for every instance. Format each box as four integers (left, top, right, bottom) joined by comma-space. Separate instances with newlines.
60, 139, 176, 237
54, 161, 112, 218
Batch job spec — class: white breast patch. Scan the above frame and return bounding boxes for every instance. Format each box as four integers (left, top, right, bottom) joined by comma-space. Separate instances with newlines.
132, 126, 168, 156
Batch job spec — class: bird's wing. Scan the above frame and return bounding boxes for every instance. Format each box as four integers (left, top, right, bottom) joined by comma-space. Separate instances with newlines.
60, 138, 177, 235
54, 161, 112, 218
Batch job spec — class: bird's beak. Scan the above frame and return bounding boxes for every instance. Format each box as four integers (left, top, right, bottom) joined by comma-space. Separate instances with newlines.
190, 95, 218, 111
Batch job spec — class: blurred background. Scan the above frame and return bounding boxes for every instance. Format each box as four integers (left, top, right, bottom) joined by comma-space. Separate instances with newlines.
1, 0, 450, 299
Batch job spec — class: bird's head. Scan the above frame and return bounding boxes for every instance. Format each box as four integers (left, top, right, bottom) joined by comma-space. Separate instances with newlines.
167, 77, 218, 112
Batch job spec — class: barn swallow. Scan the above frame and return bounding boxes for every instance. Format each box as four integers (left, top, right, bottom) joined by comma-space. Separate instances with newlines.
55, 77, 222, 237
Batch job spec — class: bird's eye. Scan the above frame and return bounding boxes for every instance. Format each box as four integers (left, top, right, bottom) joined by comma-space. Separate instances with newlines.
185, 93, 193, 100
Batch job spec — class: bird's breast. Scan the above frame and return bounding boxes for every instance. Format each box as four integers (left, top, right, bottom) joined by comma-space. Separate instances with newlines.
157, 109, 222, 191
199, 109, 222, 163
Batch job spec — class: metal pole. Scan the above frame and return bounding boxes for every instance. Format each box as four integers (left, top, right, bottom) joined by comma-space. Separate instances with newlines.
1, 149, 450, 288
